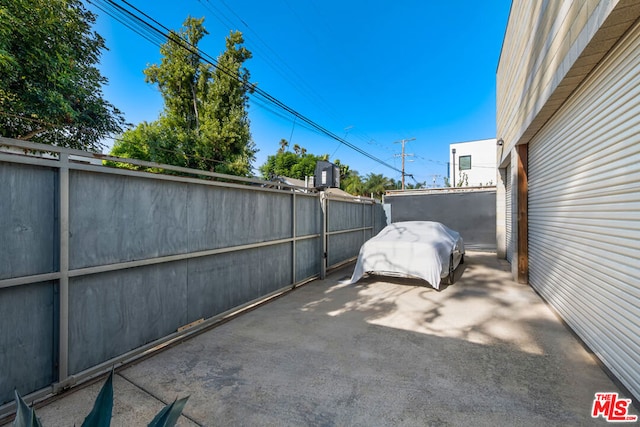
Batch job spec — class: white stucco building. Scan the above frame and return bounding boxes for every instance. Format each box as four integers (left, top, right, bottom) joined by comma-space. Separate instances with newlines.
449, 138, 497, 187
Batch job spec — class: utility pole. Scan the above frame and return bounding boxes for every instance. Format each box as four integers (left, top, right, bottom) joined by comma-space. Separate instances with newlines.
452, 148, 457, 187
394, 137, 415, 190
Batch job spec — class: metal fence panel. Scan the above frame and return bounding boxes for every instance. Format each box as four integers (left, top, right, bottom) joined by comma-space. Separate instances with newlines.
187, 185, 292, 251
0, 282, 56, 404
186, 243, 293, 323
374, 203, 387, 234
68, 262, 189, 374
295, 237, 322, 281
0, 137, 388, 411
0, 162, 56, 279
327, 231, 362, 267
69, 171, 189, 269
327, 200, 364, 232
295, 195, 321, 237
363, 203, 372, 228
325, 198, 384, 269
385, 190, 496, 251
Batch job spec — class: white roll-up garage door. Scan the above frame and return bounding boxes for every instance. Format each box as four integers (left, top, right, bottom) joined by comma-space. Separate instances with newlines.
505, 164, 513, 263
528, 20, 640, 400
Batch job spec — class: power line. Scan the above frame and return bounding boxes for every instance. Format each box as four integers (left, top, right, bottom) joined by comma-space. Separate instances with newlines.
197, 0, 371, 161
204, 0, 341, 125
90, 0, 403, 175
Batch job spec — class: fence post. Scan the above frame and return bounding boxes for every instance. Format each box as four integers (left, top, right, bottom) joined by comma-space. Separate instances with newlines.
371, 202, 374, 236
362, 202, 366, 246
320, 193, 327, 279
292, 192, 296, 286
58, 153, 70, 384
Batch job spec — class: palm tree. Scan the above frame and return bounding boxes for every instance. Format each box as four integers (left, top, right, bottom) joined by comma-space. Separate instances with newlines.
363, 173, 395, 199
342, 172, 364, 195
406, 181, 426, 189
278, 138, 288, 154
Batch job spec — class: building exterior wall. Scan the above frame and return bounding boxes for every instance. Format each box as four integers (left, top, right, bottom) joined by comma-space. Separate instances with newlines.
497, 0, 640, 401
449, 139, 497, 187
497, 0, 635, 160
527, 18, 640, 400
495, 166, 507, 259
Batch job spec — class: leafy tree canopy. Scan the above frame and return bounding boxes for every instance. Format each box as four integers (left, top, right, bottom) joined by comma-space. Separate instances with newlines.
405, 180, 427, 189
259, 139, 417, 199
110, 18, 256, 176
259, 139, 321, 180
0, 0, 125, 151
388, 178, 426, 190
362, 173, 397, 199
342, 170, 365, 195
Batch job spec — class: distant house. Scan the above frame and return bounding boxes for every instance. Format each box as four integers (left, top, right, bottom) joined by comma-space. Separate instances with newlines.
449, 138, 496, 187
497, 0, 640, 401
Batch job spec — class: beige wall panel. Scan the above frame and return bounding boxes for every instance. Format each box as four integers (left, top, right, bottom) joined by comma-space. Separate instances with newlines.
496, 0, 639, 165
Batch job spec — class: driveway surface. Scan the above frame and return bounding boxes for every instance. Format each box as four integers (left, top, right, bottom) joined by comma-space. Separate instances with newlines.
13, 252, 635, 426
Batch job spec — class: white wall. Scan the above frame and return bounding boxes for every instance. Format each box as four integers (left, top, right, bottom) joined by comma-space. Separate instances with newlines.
449, 138, 496, 187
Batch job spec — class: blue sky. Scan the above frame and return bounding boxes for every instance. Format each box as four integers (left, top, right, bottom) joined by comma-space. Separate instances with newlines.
88, 0, 511, 186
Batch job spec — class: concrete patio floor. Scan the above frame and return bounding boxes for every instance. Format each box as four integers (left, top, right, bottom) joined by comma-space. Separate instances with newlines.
11, 252, 634, 426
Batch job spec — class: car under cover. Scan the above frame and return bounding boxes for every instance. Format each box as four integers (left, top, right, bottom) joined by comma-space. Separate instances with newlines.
347, 221, 464, 289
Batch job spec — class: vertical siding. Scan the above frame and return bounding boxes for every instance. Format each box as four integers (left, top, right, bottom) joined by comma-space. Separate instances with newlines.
528, 20, 640, 400
505, 165, 513, 263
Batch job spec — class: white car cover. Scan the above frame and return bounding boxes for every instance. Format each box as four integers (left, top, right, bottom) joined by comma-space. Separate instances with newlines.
348, 221, 464, 289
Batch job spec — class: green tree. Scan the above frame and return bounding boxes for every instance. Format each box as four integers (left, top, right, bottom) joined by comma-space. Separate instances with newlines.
108, 121, 187, 170
333, 159, 350, 184
278, 138, 288, 153
259, 140, 321, 180
405, 181, 426, 189
0, 0, 125, 150
111, 18, 256, 176
363, 173, 395, 199
341, 170, 365, 195
198, 29, 256, 175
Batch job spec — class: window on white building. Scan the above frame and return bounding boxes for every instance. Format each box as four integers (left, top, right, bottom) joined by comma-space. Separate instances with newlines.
459, 155, 471, 170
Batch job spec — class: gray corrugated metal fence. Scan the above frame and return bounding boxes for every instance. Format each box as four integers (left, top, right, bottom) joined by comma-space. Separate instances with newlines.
384, 188, 497, 251
0, 137, 384, 413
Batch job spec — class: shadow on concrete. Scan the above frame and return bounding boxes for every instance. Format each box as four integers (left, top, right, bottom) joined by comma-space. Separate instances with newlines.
30, 252, 633, 426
